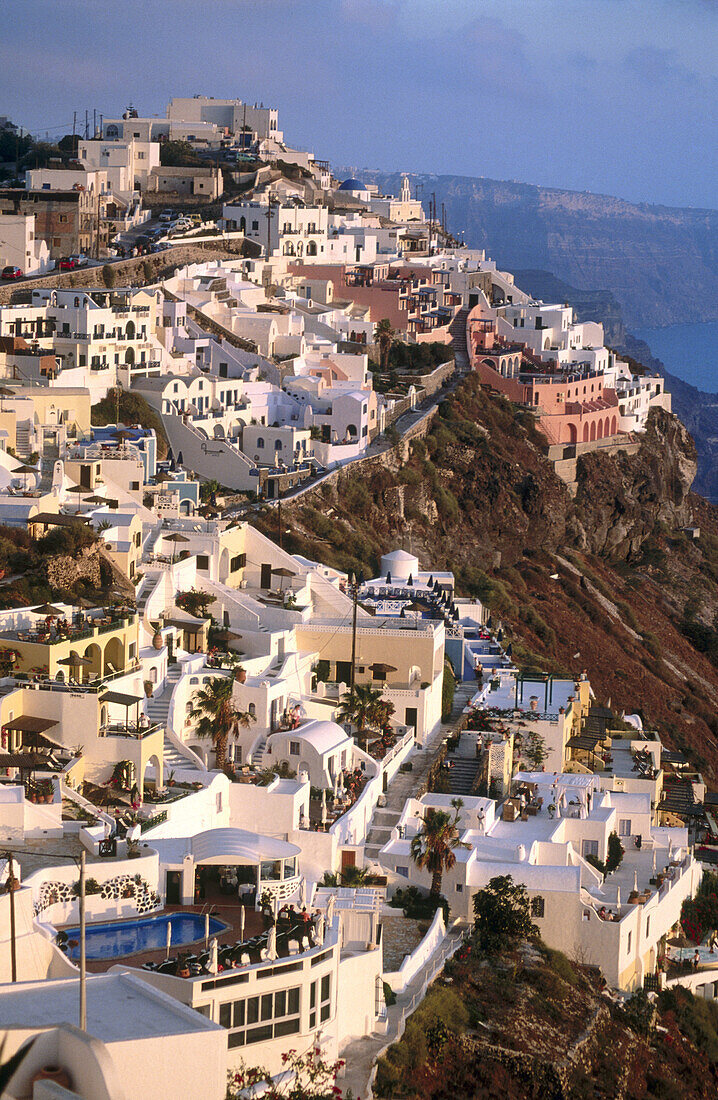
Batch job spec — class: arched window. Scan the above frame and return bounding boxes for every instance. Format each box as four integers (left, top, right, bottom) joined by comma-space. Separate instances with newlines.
307, 241, 317, 256
346, 424, 358, 438
275, 439, 282, 450
239, 216, 246, 232
283, 241, 295, 256
248, 703, 256, 717
256, 437, 264, 448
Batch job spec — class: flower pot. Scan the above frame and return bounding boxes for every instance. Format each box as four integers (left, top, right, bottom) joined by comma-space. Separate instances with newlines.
152, 631, 163, 651
31, 1066, 72, 1091
144, 680, 154, 697
234, 667, 247, 684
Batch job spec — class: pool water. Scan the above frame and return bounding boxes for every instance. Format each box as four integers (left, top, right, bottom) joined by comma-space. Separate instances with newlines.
63, 913, 226, 960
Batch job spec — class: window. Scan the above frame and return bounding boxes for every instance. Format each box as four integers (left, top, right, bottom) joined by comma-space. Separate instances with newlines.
289, 741, 300, 755
581, 840, 598, 858
455, 883, 463, 893
230, 553, 246, 572
256, 437, 264, 448
224, 987, 300, 1044
252, 220, 259, 231
646, 916, 651, 938
396, 865, 409, 878
626, 931, 632, 954
618, 819, 632, 837
530, 896, 545, 918
197, 555, 209, 571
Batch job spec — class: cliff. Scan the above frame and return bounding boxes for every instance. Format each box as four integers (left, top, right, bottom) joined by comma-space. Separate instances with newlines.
356, 169, 718, 328
263, 375, 718, 781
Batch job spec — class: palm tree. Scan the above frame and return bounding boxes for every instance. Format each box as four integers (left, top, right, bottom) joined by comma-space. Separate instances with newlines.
374, 318, 395, 371
410, 799, 464, 898
336, 684, 394, 746
188, 676, 255, 770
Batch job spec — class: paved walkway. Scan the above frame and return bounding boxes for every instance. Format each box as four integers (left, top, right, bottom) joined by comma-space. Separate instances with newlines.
339, 922, 467, 1100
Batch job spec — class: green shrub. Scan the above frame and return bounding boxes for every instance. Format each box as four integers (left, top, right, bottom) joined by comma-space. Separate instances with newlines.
605, 832, 624, 874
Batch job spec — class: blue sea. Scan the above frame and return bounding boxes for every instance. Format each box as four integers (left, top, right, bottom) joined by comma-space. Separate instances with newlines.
633, 322, 718, 394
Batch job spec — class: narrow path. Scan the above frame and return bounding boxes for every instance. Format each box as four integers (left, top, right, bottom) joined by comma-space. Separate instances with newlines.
339, 922, 467, 1100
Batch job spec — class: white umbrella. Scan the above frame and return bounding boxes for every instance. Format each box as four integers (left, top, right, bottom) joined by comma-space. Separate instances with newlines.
166, 919, 172, 959
272, 892, 279, 921
668, 837, 673, 862
326, 894, 335, 925
267, 924, 277, 961
300, 877, 307, 908
315, 913, 325, 944
333, 773, 339, 799
652, 848, 657, 875
208, 937, 219, 975
239, 905, 245, 941
616, 886, 621, 910
321, 789, 328, 826
205, 911, 210, 948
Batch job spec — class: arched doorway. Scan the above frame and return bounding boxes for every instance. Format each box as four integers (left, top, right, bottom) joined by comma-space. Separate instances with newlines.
126, 320, 135, 339
143, 753, 162, 798
583, 423, 589, 442
125, 347, 135, 366
611, 415, 617, 435
589, 422, 596, 442
596, 420, 603, 440
83, 642, 102, 682
567, 423, 577, 444
104, 636, 125, 676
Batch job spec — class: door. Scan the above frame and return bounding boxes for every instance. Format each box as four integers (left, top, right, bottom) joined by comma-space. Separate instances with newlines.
341, 849, 356, 871
261, 563, 273, 589
336, 661, 352, 685
165, 870, 181, 905
405, 707, 418, 733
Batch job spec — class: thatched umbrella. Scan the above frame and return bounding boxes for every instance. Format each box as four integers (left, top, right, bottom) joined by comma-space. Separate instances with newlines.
32, 603, 64, 617
57, 653, 93, 684
12, 463, 38, 491
669, 928, 691, 964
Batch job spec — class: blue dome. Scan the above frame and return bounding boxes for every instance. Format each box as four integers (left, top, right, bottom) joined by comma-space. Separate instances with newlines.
338, 178, 366, 191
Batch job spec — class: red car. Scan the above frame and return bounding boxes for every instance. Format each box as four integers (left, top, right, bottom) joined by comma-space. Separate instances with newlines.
1, 266, 23, 280
57, 257, 76, 271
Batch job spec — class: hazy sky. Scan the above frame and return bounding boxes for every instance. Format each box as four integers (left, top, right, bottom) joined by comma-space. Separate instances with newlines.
2, 0, 717, 208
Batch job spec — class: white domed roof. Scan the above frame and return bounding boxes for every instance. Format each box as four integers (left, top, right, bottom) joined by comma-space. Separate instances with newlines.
383, 549, 416, 562
281, 719, 349, 755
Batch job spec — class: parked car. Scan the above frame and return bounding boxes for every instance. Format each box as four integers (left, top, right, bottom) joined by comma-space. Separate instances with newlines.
1, 266, 23, 280
189, 214, 202, 227
159, 210, 174, 223
68, 253, 89, 268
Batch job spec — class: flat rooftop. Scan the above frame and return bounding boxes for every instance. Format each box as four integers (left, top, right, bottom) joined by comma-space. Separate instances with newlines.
0, 972, 219, 1041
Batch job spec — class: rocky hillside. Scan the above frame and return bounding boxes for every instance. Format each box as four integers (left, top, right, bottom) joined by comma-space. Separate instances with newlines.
357, 170, 718, 328
262, 374, 718, 783
375, 935, 718, 1099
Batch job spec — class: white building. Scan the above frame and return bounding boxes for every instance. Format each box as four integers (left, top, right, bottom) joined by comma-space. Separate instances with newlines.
0, 212, 50, 275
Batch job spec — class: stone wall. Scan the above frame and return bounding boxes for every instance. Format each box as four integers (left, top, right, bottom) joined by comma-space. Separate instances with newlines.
44, 546, 103, 590
0, 241, 249, 307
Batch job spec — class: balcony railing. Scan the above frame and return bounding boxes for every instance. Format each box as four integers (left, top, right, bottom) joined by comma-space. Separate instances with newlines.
100, 721, 162, 740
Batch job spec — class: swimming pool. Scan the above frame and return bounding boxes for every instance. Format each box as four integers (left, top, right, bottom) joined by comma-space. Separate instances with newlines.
62, 913, 227, 961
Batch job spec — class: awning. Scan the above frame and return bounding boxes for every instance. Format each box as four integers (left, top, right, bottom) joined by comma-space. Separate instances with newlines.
0, 753, 50, 769
2, 716, 58, 734
566, 734, 603, 751
163, 618, 207, 633
26, 513, 90, 527
99, 691, 144, 707
191, 827, 300, 865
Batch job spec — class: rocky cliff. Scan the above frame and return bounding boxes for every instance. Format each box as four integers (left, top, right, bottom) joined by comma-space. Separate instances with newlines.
265, 375, 718, 780
357, 169, 718, 328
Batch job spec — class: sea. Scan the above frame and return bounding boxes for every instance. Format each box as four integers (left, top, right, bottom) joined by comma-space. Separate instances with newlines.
632, 322, 718, 394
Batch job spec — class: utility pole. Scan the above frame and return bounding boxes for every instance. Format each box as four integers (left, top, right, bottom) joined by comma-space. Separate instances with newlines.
277, 496, 282, 550
79, 849, 86, 1030
265, 194, 275, 260
85, 111, 89, 140
5, 850, 16, 982
93, 109, 96, 139
95, 184, 101, 260
72, 112, 77, 141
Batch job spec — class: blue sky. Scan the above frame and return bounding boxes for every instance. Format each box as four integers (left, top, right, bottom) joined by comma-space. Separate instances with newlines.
2, 0, 717, 208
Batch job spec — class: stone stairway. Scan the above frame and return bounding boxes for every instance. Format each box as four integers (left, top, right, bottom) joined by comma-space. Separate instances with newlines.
163, 734, 202, 775
145, 665, 182, 729
363, 679, 476, 865
443, 752, 481, 796
250, 735, 267, 767
448, 306, 470, 372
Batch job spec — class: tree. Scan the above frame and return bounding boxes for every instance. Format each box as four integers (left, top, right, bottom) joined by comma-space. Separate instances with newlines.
473, 874, 538, 951
159, 140, 202, 167
336, 683, 394, 745
188, 676, 254, 770
605, 831, 624, 874
226, 1049, 345, 1099
374, 318, 395, 371
410, 799, 464, 898
523, 729, 548, 770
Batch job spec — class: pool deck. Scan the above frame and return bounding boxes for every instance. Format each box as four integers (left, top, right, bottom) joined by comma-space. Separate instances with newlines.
61, 902, 268, 974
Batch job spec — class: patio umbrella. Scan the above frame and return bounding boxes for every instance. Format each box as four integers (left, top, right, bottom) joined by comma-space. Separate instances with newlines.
616, 886, 621, 910
205, 911, 210, 948
668, 837, 673, 861
12, 464, 37, 491
669, 928, 690, 964
214, 629, 242, 645
326, 894, 335, 924
633, 870, 639, 893
57, 653, 93, 686
32, 603, 64, 617
166, 920, 172, 959
315, 913, 325, 945
271, 566, 296, 592
369, 662, 397, 680
300, 877, 307, 908
239, 904, 245, 941
333, 773, 339, 799
267, 924, 277, 962
385, 571, 392, 584
652, 848, 657, 875
164, 532, 190, 562
207, 937, 219, 975
321, 788, 328, 826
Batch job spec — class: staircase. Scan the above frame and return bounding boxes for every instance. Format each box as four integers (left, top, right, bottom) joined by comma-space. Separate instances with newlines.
15, 422, 32, 458
163, 734, 202, 775
251, 735, 268, 768
364, 809, 402, 863
145, 664, 182, 730
448, 307, 470, 373
443, 753, 481, 796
